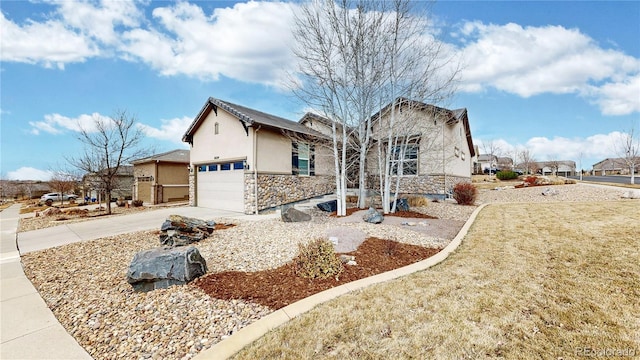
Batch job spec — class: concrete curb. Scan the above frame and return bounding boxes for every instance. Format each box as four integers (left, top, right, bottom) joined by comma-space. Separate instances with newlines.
193, 203, 488, 360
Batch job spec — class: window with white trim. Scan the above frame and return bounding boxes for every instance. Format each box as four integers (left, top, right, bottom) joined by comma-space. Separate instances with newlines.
391, 144, 418, 175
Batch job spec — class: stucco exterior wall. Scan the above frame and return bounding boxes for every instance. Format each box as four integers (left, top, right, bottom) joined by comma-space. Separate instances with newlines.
157, 162, 189, 184
190, 108, 254, 166
255, 129, 291, 173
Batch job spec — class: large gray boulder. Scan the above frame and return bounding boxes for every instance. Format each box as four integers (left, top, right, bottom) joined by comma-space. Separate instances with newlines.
281, 207, 311, 222
160, 215, 215, 247
390, 198, 410, 212
362, 207, 384, 224
621, 189, 640, 199
127, 246, 207, 292
317, 200, 338, 212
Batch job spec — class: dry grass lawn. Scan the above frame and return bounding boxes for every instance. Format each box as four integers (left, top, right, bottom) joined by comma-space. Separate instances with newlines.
233, 201, 640, 359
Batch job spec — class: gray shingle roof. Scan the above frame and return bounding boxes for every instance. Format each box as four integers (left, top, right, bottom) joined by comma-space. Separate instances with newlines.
132, 149, 190, 164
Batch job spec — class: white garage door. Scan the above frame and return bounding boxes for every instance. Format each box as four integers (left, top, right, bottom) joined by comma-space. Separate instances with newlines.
196, 162, 245, 212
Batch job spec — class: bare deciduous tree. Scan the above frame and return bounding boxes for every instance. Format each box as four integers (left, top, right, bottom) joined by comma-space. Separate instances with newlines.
69, 110, 149, 214
614, 125, 640, 184
49, 172, 78, 205
519, 149, 536, 175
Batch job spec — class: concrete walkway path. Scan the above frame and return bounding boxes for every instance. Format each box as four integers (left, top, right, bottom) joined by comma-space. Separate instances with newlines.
1, 204, 92, 359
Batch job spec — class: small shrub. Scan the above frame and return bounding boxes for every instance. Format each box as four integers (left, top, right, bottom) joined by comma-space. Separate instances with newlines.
452, 183, 478, 205
132, 199, 144, 207
565, 178, 577, 184
407, 195, 429, 207
496, 170, 519, 180
345, 195, 359, 204
293, 239, 343, 280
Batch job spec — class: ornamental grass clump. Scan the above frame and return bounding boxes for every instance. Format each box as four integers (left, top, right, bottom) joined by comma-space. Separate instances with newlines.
452, 183, 478, 205
294, 239, 343, 280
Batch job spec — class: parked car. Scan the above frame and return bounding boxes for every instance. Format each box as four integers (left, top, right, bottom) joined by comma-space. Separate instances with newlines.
40, 193, 78, 205
483, 168, 500, 174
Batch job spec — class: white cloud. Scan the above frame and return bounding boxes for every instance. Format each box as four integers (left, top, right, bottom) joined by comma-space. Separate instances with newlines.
455, 22, 640, 115
29, 113, 114, 135
51, 0, 143, 46
119, 1, 297, 88
6, 167, 53, 181
0, 12, 98, 68
137, 116, 192, 144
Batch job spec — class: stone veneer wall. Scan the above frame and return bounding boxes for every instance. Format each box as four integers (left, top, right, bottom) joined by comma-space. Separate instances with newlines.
244, 174, 335, 214
366, 174, 470, 195
188, 173, 196, 207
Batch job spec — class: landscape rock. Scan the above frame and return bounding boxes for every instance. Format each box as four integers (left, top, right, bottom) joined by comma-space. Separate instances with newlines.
390, 198, 410, 212
621, 189, 640, 199
38, 207, 62, 217
159, 215, 215, 247
541, 187, 559, 196
281, 207, 311, 222
316, 200, 338, 212
362, 207, 384, 224
127, 246, 207, 292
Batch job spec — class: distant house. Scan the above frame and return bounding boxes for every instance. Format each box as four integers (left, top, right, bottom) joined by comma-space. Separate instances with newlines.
592, 157, 640, 175
81, 165, 134, 202
534, 161, 576, 176
132, 149, 190, 204
477, 154, 498, 173
497, 157, 514, 171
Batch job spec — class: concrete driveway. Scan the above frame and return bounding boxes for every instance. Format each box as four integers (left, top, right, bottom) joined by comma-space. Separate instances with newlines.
17, 206, 278, 254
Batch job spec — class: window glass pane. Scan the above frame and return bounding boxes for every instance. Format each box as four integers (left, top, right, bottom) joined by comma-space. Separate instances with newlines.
208, 164, 217, 171
298, 143, 309, 159
221, 163, 231, 171
298, 159, 309, 175
233, 161, 244, 170
198, 165, 206, 172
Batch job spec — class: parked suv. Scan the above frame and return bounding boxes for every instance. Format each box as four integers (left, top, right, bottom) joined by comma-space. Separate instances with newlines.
40, 193, 78, 206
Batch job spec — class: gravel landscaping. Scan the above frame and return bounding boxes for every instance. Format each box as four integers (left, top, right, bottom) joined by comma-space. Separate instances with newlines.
19, 183, 631, 360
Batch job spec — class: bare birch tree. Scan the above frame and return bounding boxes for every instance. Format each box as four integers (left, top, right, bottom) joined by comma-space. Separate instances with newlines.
519, 149, 536, 175
68, 110, 149, 214
614, 125, 640, 184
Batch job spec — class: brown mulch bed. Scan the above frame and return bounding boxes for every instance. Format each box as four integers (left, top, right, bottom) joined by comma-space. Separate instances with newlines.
331, 207, 438, 219
194, 237, 439, 310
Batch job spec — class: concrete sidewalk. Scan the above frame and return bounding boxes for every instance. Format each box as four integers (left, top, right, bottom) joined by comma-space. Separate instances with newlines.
1, 204, 92, 359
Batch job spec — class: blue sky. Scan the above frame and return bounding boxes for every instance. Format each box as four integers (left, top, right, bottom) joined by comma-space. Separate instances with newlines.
1, 0, 639, 180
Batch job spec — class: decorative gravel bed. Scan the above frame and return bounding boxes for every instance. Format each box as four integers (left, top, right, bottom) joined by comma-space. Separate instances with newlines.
19, 183, 629, 360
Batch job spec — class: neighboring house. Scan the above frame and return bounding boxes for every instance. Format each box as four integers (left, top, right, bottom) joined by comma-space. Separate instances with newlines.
592, 157, 640, 175
182, 97, 475, 213
534, 161, 576, 176
182, 97, 334, 213
365, 99, 475, 195
81, 165, 134, 201
497, 157, 514, 171
477, 154, 499, 173
132, 149, 190, 204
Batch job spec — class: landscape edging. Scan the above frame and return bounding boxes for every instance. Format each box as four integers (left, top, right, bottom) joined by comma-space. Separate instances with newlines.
193, 203, 488, 360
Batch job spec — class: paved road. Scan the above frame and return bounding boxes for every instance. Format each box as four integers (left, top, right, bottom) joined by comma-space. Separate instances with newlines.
569, 175, 636, 185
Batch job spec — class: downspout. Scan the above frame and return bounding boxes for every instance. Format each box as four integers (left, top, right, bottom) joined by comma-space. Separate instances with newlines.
253, 125, 261, 214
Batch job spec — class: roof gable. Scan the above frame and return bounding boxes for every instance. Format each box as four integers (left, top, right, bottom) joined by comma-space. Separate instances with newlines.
182, 97, 323, 144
